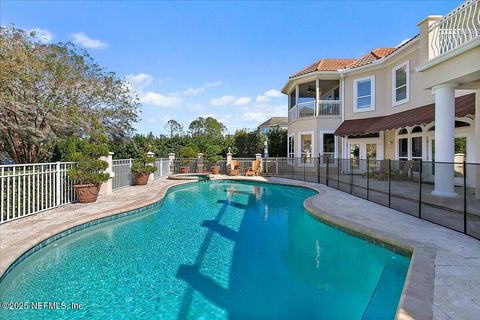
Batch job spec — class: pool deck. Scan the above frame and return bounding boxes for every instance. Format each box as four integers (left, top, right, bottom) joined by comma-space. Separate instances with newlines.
1, 176, 479, 319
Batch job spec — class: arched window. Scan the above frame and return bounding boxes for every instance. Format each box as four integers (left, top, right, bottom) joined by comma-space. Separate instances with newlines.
411, 126, 423, 133
455, 121, 470, 128
398, 128, 408, 135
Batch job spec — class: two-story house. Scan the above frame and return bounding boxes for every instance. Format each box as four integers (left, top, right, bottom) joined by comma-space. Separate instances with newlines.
282, 0, 480, 198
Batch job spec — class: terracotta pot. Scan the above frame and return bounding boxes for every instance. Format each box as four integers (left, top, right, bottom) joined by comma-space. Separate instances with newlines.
180, 167, 189, 174
135, 173, 150, 185
210, 166, 220, 174
74, 184, 100, 203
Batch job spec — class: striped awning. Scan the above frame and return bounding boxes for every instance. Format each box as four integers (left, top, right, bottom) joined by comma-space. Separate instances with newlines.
334, 93, 475, 136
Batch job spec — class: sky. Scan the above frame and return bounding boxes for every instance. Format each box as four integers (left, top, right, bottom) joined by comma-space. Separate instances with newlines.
1, 0, 462, 136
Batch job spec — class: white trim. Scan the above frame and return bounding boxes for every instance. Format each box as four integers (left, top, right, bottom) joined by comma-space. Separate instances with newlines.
392, 60, 410, 106
287, 133, 295, 158
297, 131, 315, 167
416, 37, 480, 73
353, 75, 375, 113
319, 130, 337, 160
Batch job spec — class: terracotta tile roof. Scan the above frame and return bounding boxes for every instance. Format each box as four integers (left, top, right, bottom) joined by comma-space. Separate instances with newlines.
289, 58, 356, 78
334, 93, 475, 136
347, 48, 397, 69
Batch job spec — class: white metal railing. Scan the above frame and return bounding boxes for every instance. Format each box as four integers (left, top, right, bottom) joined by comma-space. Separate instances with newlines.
429, 0, 480, 59
288, 100, 341, 122
112, 159, 133, 190
154, 158, 170, 179
112, 158, 170, 190
318, 100, 341, 116
0, 162, 77, 223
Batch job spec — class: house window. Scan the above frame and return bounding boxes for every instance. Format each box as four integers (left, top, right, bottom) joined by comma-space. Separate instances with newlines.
321, 132, 335, 164
392, 61, 409, 106
398, 138, 408, 161
288, 135, 295, 158
411, 137, 422, 159
300, 133, 312, 163
290, 89, 296, 108
353, 76, 375, 112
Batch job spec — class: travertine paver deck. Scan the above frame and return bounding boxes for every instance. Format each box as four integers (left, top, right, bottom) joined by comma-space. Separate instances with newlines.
1, 176, 479, 320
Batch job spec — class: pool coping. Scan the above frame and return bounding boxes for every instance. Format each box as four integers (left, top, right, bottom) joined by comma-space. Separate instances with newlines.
1, 176, 479, 319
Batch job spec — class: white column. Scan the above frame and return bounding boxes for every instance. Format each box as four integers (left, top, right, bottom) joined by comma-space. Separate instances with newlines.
475, 89, 480, 199
99, 152, 114, 196
315, 78, 320, 116
295, 84, 300, 119
147, 151, 155, 181
431, 84, 457, 197
168, 153, 175, 175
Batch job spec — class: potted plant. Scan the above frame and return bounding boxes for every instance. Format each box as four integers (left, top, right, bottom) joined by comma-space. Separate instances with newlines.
67, 131, 110, 204
179, 145, 198, 174
131, 152, 157, 185
205, 145, 222, 174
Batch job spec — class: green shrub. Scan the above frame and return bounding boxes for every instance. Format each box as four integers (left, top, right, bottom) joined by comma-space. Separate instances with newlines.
131, 153, 157, 175
205, 145, 222, 165
67, 129, 110, 185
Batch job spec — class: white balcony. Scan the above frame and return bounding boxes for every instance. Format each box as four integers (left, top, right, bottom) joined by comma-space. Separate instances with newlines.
288, 100, 341, 122
429, 0, 480, 59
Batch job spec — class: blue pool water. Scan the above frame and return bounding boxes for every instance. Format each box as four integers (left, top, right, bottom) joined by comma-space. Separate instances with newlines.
0, 181, 410, 319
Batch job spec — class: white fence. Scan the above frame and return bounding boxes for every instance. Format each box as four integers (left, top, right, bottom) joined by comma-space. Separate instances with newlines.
0, 158, 171, 224
112, 158, 170, 191
429, 0, 480, 59
0, 162, 77, 223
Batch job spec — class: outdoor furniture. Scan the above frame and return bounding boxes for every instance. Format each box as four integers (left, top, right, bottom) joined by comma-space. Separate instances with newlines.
228, 160, 240, 176
245, 160, 260, 176
392, 160, 414, 180
372, 159, 390, 180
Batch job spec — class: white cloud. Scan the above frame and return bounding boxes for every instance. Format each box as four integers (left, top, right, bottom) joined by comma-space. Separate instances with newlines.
29, 28, 54, 43
256, 89, 283, 103
205, 81, 223, 87
241, 105, 286, 122
183, 87, 205, 96
71, 32, 108, 49
210, 95, 252, 106
141, 91, 182, 108
264, 89, 282, 97
158, 77, 172, 84
125, 73, 154, 92
233, 97, 251, 106
210, 95, 236, 106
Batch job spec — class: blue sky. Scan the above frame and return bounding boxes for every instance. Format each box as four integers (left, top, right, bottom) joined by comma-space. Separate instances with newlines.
1, 0, 462, 135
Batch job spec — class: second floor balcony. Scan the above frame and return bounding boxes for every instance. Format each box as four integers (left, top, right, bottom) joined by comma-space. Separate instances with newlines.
288, 100, 341, 122
428, 0, 479, 60
287, 79, 341, 122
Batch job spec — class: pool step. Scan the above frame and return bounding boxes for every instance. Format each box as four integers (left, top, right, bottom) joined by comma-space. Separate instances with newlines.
361, 261, 403, 320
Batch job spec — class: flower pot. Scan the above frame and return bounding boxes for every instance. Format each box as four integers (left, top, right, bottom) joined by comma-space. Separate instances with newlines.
210, 166, 220, 174
135, 173, 150, 185
74, 184, 100, 203
180, 167, 189, 174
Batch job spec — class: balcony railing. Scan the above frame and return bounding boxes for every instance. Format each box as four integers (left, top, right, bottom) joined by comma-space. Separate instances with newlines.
288, 100, 341, 122
429, 0, 480, 59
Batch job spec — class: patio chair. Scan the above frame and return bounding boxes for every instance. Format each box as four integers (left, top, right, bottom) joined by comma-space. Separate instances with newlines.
245, 160, 260, 176
227, 160, 240, 176
372, 159, 390, 180
392, 160, 414, 180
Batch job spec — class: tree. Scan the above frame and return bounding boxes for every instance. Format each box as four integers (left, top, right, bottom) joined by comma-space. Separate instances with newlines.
231, 129, 265, 157
266, 127, 287, 157
164, 119, 183, 138
0, 27, 139, 163
188, 117, 226, 138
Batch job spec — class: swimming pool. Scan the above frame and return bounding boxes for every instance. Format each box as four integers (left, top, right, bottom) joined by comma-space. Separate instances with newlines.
0, 180, 410, 319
